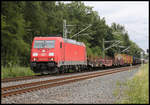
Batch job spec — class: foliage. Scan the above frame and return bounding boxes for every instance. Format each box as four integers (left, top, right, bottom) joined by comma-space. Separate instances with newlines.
1, 66, 35, 79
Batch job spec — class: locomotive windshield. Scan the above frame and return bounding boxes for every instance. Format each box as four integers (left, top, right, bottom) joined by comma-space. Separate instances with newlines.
34, 40, 55, 48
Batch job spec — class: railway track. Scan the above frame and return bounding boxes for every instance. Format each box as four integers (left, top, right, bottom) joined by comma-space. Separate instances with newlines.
2, 65, 139, 98
1, 65, 139, 83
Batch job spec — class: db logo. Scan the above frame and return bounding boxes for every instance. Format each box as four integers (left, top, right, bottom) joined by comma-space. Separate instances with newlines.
41, 53, 46, 56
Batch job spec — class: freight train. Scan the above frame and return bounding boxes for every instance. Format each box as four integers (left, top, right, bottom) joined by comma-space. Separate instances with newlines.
30, 37, 141, 74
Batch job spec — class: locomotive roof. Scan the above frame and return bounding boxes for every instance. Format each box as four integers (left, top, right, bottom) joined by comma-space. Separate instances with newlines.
63, 38, 85, 46
34, 37, 85, 46
34, 37, 62, 40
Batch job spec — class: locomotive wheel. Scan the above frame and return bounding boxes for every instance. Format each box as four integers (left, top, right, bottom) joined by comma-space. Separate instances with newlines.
60, 66, 65, 74
62, 70, 65, 74
56, 69, 60, 74
75, 66, 80, 72
78, 66, 81, 72
55, 67, 59, 74
65, 68, 70, 73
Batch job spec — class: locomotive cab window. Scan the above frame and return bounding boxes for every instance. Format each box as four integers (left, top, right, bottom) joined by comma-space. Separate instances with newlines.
60, 42, 62, 48
34, 40, 55, 48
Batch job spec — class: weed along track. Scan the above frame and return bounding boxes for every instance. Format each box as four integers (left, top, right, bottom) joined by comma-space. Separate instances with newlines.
2, 65, 139, 98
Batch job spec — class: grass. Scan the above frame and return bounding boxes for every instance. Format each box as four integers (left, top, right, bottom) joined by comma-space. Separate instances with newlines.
1, 66, 36, 79
114, 63, 149, 104
1, 66, 77, 79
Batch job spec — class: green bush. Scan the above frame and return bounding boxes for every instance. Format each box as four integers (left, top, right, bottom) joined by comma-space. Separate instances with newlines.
1, 66, 35, 79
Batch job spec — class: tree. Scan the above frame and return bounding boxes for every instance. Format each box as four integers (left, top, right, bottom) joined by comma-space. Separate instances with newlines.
2, 1, 29, 66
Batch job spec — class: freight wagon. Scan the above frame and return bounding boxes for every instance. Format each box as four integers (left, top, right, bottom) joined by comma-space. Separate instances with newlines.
87, 56, 113, 68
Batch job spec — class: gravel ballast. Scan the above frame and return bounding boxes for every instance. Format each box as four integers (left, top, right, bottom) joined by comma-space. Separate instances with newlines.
2, 67, 140, 104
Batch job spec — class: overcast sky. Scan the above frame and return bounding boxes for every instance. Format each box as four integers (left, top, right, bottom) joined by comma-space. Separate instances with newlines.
83, 1, 149, 53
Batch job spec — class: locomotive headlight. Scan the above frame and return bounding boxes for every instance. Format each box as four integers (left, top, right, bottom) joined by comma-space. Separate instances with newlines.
33, 58, 37, 61
48, 58, 54, 61
33, 53, 38, 56
50, 58, 54, 61
49, 52, 54, 56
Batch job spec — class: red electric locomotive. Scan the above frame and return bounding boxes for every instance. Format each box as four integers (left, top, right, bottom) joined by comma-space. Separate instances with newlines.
30, 37, 87, 74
